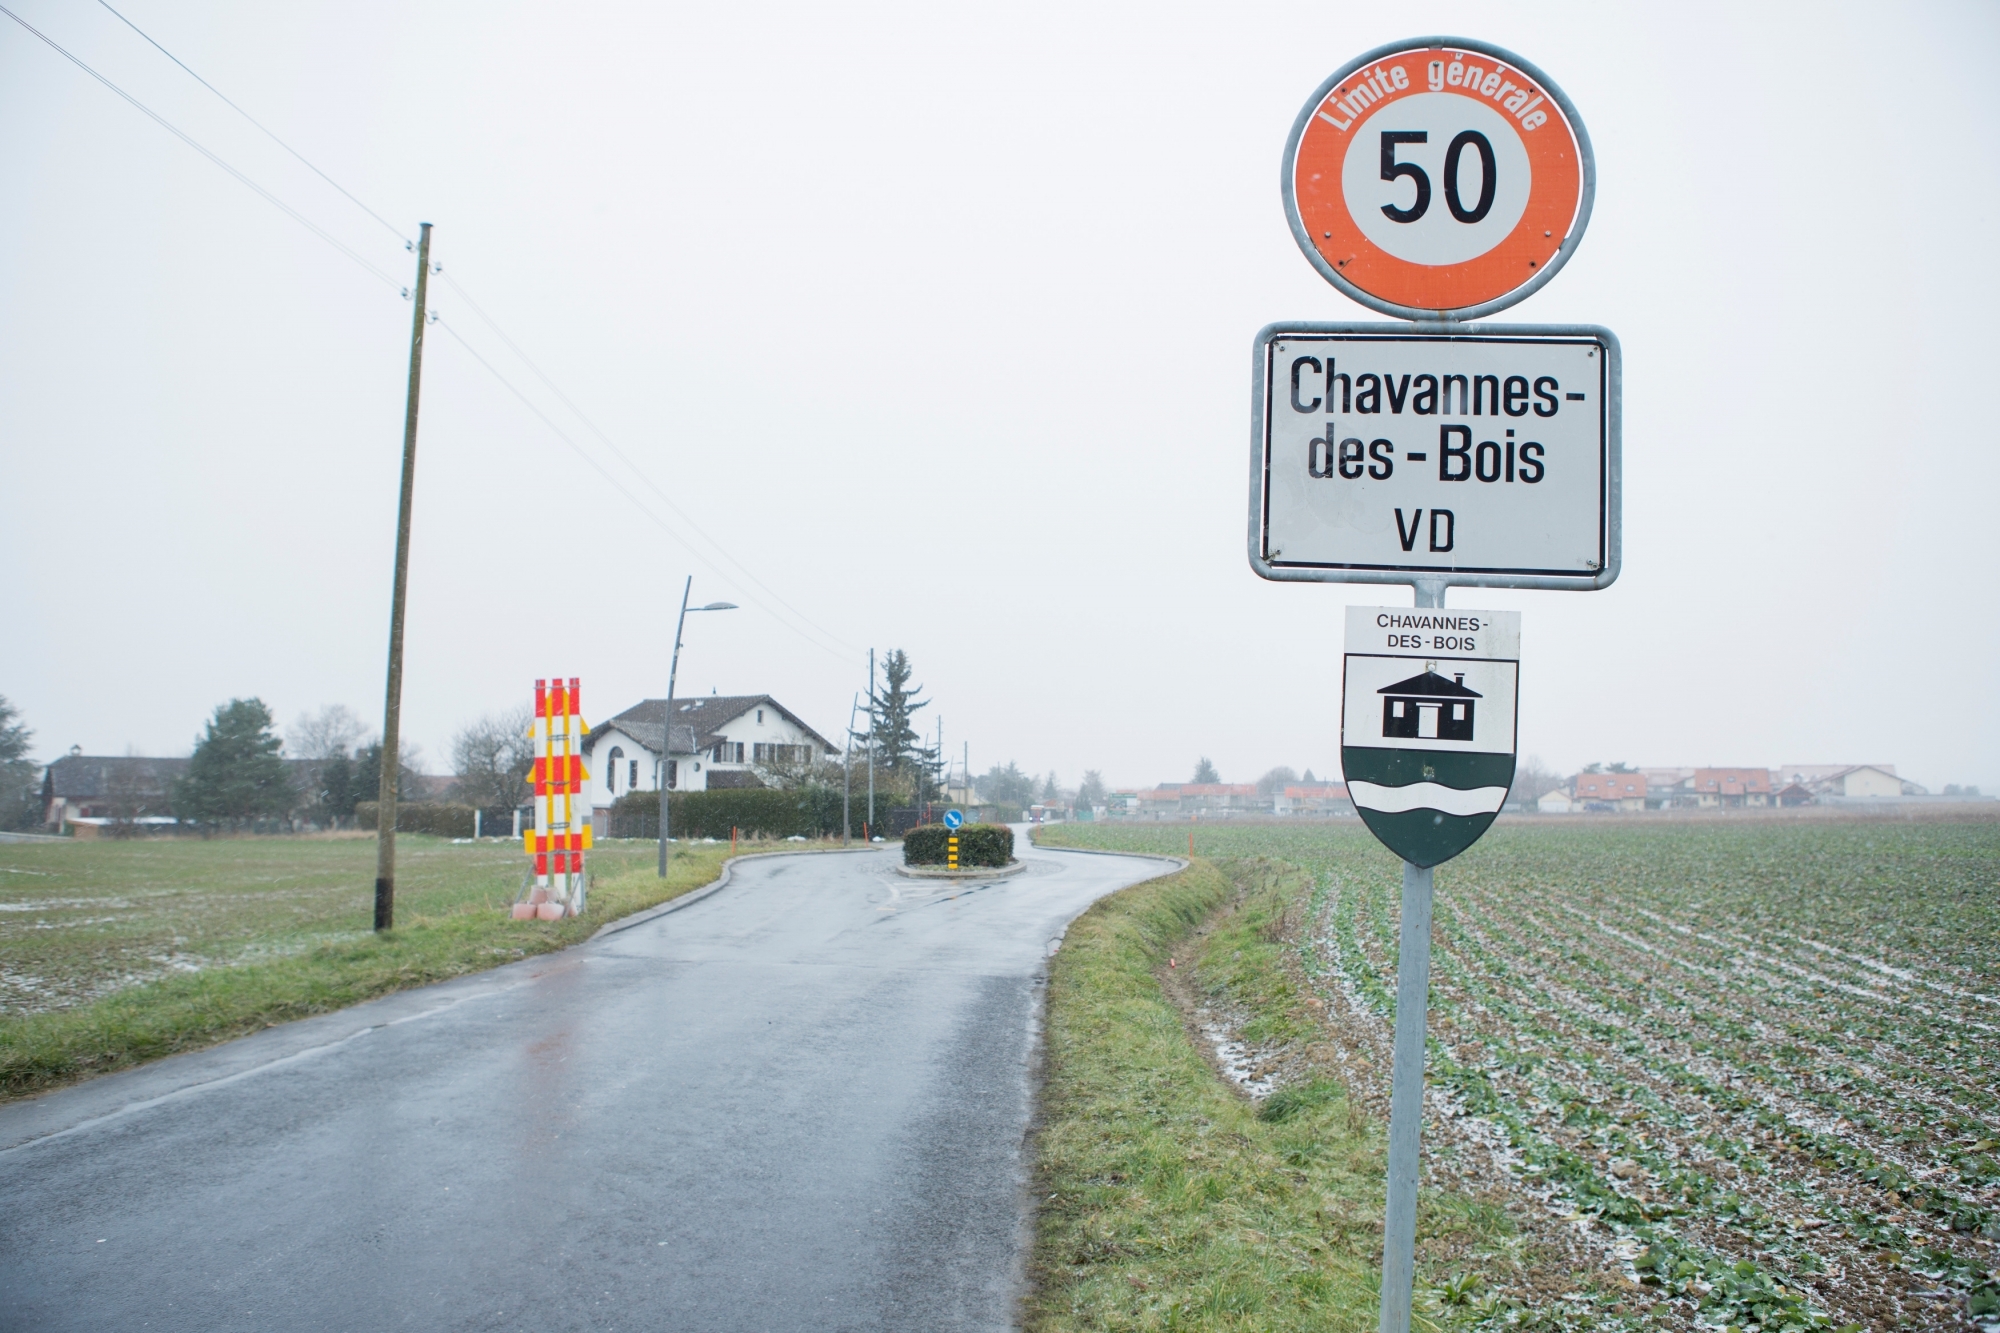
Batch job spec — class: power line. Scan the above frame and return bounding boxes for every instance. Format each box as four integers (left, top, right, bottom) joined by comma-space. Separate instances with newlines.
0, 2, 402, 290
436, 271, 862, 658
92, 0, 411, 246
13, 0, 860, 666
432, 318, 856, 664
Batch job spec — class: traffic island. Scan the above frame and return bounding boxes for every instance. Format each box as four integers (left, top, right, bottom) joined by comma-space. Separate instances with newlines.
892, 859, 1025, 881
902, 821, 1013, 874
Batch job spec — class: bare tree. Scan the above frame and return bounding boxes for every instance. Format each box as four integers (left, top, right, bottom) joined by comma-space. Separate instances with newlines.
757, 750, 847, 792
1256, 765, 1299, 798
450, 707, 534, 811
1512, 755, 1563, 805
289, 705, 367, 761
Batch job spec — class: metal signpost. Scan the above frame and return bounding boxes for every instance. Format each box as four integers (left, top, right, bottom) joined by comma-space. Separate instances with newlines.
1247, 37, 1619, 1333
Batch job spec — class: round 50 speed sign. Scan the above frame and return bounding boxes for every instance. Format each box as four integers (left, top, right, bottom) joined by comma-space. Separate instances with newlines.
1283, 37, 1594, 320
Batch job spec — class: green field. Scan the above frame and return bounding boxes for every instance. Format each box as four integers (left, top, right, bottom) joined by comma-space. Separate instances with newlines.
1034, 818, 2000, 1332
0, 833, 751, 1097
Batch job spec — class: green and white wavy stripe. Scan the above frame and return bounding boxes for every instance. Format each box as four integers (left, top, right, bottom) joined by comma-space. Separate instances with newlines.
1340, 747, 1515, 868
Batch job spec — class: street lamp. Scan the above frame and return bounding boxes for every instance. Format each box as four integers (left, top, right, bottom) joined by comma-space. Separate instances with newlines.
659, 576, 738, 876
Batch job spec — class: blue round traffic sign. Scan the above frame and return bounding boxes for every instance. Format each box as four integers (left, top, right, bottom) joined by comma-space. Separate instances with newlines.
944, 809, 964, 829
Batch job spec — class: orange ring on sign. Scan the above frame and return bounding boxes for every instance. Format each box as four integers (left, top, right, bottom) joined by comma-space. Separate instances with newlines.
1283, 39, 1590, 318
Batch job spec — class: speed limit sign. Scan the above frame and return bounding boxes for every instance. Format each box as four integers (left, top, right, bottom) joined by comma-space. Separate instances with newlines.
1283, 37, 1594, 320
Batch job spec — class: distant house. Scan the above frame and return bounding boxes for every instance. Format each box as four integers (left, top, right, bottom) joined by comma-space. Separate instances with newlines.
1640, 768, 1694, 808
1134, 784, 1260, 818
1378, 670, 1480, 742
1775, 782, 1815, 807
1815, 765, 1910, 800
583, 694, 838, 826
40, 752, 190, 831
1275, 783, 1351, 815
1690, 768, 1772, 808
1537, 789, 1575, 814
1575, 772, 1647, 812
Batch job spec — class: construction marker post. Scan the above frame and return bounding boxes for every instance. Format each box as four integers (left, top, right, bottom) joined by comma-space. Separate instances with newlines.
1246, 36, 1618, 1333
947, 834, 959, 870
516, 677, 591, 920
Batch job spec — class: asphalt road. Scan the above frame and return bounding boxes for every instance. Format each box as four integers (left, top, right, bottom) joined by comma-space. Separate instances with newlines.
0, 835, 1172, 1332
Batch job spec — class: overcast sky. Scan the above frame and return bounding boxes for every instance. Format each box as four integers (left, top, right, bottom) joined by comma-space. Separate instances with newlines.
4, 0, 1997, 793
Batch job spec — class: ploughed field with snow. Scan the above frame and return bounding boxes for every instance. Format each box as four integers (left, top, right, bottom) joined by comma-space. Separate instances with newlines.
1045, 817, 2000, 1332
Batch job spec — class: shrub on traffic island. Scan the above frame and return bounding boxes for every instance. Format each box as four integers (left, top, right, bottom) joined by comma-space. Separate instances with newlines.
903, 822, 1013, 868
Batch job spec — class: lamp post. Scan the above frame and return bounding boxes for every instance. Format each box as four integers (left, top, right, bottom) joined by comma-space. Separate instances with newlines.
658, 576, 737, 877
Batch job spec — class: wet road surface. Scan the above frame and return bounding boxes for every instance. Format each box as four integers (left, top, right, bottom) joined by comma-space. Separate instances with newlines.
0, 836, 1172, 1332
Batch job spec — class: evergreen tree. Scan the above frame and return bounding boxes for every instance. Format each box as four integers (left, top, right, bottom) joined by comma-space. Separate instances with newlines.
868, 650, 936, 780
1077, 770, 1107, 807
172, 698, 294, 828
353, 742, 422, 808
1191, 757, 1220, 784
1042, 771, 1059, 800
1302, 768, 1317, 784
317, 751, 358, 825
978, 761, 1036, 810
0, 696, 37, 831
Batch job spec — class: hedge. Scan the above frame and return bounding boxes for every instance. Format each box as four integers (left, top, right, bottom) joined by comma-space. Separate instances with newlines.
352, 801, 477, 838
607, 787, 873, 840
903, 823, 1013, 867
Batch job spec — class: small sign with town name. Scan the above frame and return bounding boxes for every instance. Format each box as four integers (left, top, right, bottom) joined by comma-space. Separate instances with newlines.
1341, 605, 1519, 867
1251, 325, 1618, 590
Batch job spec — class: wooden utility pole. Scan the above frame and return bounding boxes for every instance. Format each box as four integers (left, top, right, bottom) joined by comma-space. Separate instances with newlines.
375, 221, 432, 932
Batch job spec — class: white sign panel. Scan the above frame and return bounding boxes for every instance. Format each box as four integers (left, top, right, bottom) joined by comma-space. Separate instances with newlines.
1250, 325, 1618, 590
1341, 606, 1519, 757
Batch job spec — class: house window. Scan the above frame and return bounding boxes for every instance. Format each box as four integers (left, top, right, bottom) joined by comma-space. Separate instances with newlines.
1451, 704, 1465, 720
1391, 701, 1405, 718
607, 746, 624, 793
757, 709, 764, 724
754, 742, 809, 765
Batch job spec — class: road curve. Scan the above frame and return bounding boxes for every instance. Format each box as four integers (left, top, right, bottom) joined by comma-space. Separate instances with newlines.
0, 834, 1169, 1332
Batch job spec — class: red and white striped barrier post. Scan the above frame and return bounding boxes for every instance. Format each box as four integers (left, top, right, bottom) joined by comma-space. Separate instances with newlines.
513, 676, 591, 920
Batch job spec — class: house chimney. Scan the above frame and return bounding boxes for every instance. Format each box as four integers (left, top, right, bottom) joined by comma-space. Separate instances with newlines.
1454, 673, 1464, 685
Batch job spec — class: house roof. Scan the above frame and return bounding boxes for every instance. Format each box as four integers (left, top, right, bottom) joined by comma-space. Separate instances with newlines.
588, 695, 837, 757
1379, 670, 1482, 699
1576, 773, 1647, 799
1692, 767, 1772, 792
1139, 784, 1256, 799
1822, 764, 1899, 783
1283, 785, 1348, 798
43, 755, 191, 799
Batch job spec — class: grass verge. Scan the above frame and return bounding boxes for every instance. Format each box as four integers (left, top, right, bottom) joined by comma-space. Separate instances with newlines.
0, 836, 755, 1100
1027, 853, 1518, 1331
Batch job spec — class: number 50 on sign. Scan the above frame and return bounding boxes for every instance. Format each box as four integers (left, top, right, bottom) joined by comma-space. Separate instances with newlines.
1283, 38, 1594, 321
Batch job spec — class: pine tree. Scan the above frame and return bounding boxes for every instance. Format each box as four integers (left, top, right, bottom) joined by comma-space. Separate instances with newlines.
1077, 770, 1107, 806
1192, 757, 1220, 784
978, 761, 1036, 809
317, 751, 358, 825
173, 698, 295, 828
0, 696, 37, 831
868, 650, 935, 781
